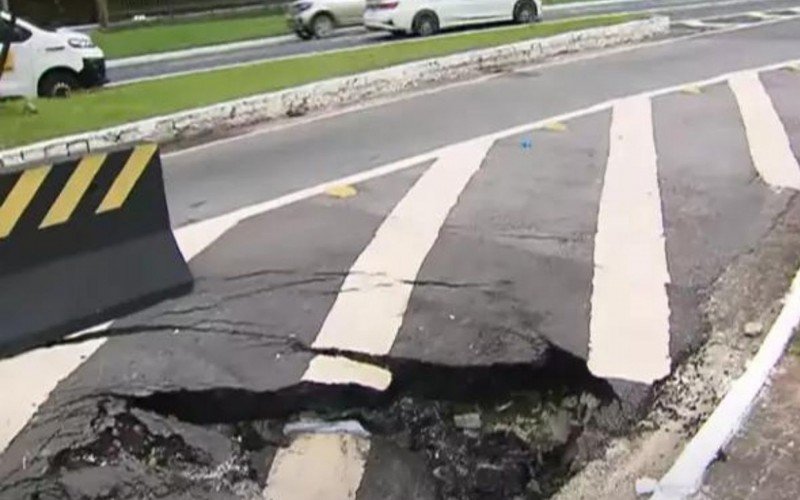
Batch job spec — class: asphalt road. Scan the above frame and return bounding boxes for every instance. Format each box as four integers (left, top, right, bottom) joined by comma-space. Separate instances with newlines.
107, 0, 800, 83
1, 16, 800, 500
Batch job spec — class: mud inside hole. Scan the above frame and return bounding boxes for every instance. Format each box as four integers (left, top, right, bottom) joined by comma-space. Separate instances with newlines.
32, 350, 633, 499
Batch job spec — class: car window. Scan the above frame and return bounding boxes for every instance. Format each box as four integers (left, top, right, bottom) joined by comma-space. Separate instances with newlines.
0, 19, 32, 43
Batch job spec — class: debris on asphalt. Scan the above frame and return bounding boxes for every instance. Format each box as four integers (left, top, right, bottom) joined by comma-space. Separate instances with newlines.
453, 412, 482, 430
283, 419, 370, 437
744, 321, 764, 337
635, 476, 659, 495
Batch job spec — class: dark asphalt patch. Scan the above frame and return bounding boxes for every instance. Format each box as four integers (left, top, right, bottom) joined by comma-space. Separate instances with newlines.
47, 164, 428, 403
653, 82, 794, 361
760, 68, 800, 161
392, 111, 611, 365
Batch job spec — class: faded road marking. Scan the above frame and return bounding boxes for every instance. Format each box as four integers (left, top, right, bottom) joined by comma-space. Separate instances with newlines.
729, 72, 800, 190
310, 138, 493, 355
301, 355, 392, 391
263, 433, 370, 500
588, 96, 671, 384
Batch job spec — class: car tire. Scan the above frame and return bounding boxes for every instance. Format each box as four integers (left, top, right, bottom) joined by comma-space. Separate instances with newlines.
295, 28, 314, 40
513, 0, 538, 23
311, 13, 335, 38
412, 11, 439, 37
38, 70, 79, 98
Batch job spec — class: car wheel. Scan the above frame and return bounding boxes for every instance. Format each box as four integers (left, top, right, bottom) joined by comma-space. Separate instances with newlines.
513, 0, 538, 23
38, 70, 79, 98
311, 13, 335, 38
295, 28, 314, 40
412, 11, 439, 37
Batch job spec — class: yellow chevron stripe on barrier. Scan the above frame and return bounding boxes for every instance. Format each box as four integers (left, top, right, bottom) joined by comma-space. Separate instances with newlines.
0, 166, 51, 239
40, 153, 106, 228
97, 144, 158, 214
0, 144, 158, 240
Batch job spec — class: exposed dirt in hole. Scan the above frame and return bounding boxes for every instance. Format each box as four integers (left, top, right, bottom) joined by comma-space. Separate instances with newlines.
0, 347, 638, 499
0, 352, 634, 500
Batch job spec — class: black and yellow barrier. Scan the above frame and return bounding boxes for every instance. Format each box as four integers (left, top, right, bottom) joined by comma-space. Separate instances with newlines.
0, 144, 193, 356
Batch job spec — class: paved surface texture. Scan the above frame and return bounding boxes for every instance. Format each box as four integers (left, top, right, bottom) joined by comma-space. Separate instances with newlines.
107, 0, 800, 83
696, 348, 800, 500
1, 17, 800, 500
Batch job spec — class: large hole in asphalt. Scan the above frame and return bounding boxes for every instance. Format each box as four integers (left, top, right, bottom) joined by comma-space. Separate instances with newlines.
23, 348, 648, 500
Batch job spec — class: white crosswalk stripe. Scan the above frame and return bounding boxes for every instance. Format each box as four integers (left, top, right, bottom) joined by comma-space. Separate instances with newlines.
588, 96, 672, 384
308, 139, 493, 357
263, 433, 370, 500
729, 71, 800, 190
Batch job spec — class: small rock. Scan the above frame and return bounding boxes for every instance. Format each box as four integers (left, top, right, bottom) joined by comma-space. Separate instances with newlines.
526, 477, 542, 495
546, 409, 571, 444
283, 419, 370, 437
635, 477, 659, 496
453, 412, 482, 430
744, 321, 764, 337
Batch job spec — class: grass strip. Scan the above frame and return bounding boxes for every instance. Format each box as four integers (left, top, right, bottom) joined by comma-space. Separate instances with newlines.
92, 12, 289, 59
3, 13, 636, 149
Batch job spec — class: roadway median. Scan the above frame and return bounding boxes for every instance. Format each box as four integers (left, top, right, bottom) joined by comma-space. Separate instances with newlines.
0, 13, 667, 165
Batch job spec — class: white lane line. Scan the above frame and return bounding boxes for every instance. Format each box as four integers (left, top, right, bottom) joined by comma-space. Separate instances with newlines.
309, 138, 493, 356
263, 432, 370, 500
729, 71, 800, 190
652, 267, 800, 499
588, 96, 672, 385
301, 355, 392, 391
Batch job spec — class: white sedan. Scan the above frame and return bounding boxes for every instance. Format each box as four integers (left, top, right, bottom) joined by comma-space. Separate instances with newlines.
364, 0, 542, 36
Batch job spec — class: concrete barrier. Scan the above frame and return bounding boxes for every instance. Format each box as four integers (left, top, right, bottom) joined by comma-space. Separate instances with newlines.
0, 144, 193, 357
0, 17, 669, 167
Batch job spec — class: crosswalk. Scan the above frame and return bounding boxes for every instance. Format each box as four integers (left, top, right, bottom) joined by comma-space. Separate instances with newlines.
2, 60, 800, 499
672, 6, 800, 32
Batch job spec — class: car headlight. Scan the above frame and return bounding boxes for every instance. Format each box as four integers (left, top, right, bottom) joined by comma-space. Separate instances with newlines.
68, 37, 95, 49
296, 2, 313, 12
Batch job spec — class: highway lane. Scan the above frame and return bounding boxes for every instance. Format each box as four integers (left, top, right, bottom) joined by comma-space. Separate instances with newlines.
1, 17, 800, 500
162, 16, 800, 228
107, 0, 800, 83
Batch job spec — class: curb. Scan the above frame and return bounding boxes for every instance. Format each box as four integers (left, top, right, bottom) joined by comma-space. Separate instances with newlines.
650, 264, 800, 499
1, 17, 669, 168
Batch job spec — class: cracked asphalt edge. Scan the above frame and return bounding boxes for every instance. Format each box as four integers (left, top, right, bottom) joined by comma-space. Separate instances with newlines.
556, 192, 800, 500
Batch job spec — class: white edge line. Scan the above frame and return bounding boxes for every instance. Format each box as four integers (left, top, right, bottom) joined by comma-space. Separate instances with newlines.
651, 267, 800, 499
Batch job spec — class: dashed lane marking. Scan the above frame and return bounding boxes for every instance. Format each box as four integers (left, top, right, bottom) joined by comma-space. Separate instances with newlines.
263, 433, 370, 500
729, 71, 800, 190
588, 96, 672, 384
309, 138, 494, 356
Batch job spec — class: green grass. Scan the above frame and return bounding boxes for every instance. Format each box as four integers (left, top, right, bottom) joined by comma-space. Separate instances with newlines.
91, 12, 289, 59
1, 13, 635, 150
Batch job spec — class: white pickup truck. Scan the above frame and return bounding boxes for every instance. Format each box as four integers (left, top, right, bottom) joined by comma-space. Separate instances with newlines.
0, 11, 106, 98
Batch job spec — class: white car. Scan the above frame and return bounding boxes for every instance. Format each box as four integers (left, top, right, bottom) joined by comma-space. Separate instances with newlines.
364, 0, 542, 36
287, 0, 366, 39
0, 11, 106, 98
